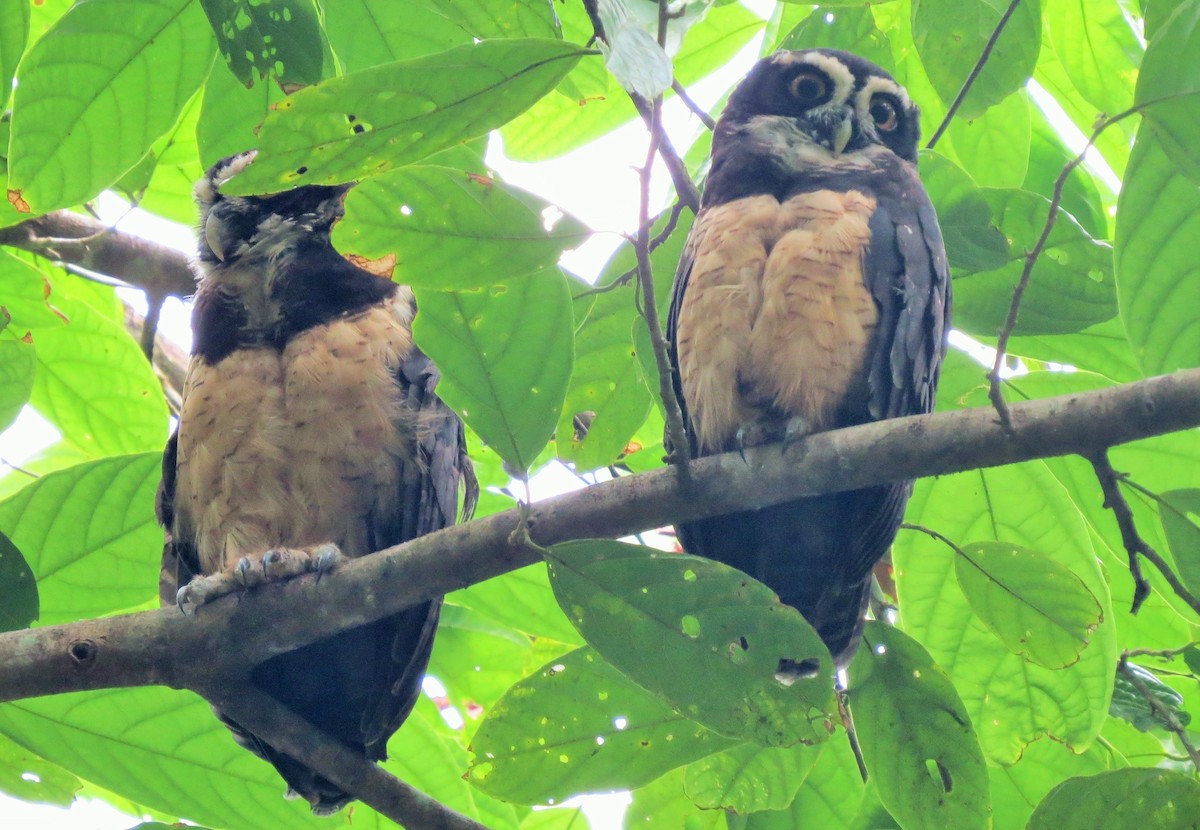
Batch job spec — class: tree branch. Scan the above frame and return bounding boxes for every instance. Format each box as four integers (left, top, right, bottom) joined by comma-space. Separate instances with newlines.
199, 682, 489, 830
5, 368, 1200, 704
0, 211, 197, 299
1118, 657, 1200, 771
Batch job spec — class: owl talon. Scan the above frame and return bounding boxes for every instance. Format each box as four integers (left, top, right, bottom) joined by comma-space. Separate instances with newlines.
782, 416, 812, 449
176, 544, 344, 614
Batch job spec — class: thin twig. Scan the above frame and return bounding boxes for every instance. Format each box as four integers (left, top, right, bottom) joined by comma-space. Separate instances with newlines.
1118, 657, 1200, 771
1089, 450, 1195, 615
0, 459, 39, 478
672, 79, 716, 130
836, 686, 869, 782
926, 0, 1024, 149
901, 522, 967, 557
575, 201, 686, 299
1124, 645, 1200, 661
202, 682, 489, 830
986, 104, 1145, 429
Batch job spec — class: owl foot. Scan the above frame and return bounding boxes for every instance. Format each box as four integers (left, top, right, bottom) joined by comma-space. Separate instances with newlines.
176, 543, 345, 614
735, 416, 812, 461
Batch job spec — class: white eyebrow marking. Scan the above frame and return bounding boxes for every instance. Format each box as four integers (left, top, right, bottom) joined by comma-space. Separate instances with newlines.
857, 76, 912, 115
797, 52, 855, 106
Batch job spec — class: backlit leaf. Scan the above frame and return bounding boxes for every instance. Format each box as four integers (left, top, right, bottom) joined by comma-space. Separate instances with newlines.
1028, 769, 1200, 830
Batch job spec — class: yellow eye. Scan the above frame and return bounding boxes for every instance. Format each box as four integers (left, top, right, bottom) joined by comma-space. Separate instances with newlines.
788, 70, 829, 105
870, 96, 900, 131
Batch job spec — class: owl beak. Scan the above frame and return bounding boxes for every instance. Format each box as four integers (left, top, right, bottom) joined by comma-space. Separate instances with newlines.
831, 117, 854, 156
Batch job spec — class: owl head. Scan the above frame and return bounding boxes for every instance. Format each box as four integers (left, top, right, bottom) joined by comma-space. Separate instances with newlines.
718, 48, 920, 166
194, 151, 352, 266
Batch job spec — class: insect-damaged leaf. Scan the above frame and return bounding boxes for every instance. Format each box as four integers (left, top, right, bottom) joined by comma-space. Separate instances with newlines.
848, 622, 990, 830
544, 540, 837, 747
954, 541, 1102, 669
467, 646, 735, 804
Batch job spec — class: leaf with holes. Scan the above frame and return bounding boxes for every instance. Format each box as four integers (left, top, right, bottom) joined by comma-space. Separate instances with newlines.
198, 0, 324, 87
1157, 488, 1200, 593
223, 39, 587, 193
0, 531, 37, 632
1028, 768, 1200, 830
333, 165, 588, 289
413, 271, 573, 473
1135, 0, 1200, 184
683, 740, 826, 814
467, 645, 736, 805
953, 541, 1102, 669
848, 622, 989, 830
545, 540, 837, 747
1116, 126, 1200, 376
7, 0, 215, 214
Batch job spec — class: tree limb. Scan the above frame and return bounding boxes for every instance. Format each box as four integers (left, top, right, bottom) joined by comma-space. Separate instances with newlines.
0, 211, 197, 299
199, 682, 489, 830
4, 367, 1200, 704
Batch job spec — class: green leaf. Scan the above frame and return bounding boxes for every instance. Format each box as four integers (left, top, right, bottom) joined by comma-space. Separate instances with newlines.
778, 6, 894, 71
1157, 488, 1200, 593
1028, 768, 1200, 830
448, 565, 584, 646
1045, 0, 1142, 117
223, 39, 587, 193
467, 645, 736, 805
894, 462, 1118, 765
502, 2, 764, 160
625, 767, 725, 830
199, 0, 324, 87
684, 741, 826, 813
0, 530, 37, 631
0, 453, 161, 625
413, 271, 573, 473
911, 0, 1042, 119
325, 0, 474, 69
1115, 125, 1200, 376
196, 58, 288, 167
545, 539, 837, 747
953, 541, 1103, 669
848, 623, 989, 830
0, 688, 346, 829
428, 604, 533, 729
1022, 113, 1110, 240
0, 257, 169, 457
728, 736, 866, 830
132, 87, 206, 225
988, 736, 1108, 830
332, 165, 589, 288
1135, 0, 1200, 183
0, 324, 35, 434
0, 0, 29, 108
944, 89, 1030, 188
918, 152, 1010, 273
1110, 662, 1191, 732
8, 0, 215, 213
1002, 318, 1141, 383
0, 732, 81, 806
953, 188, 1115, 337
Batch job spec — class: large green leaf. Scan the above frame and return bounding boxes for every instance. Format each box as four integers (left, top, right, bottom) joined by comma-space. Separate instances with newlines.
988, 736, 1108, 830
428, 604, 533, 730
1022, 113, 1110, 240
895, 461, 1117, 765
1045, 0, 1142, 118
848, 623, 989, 830
545, 540, 837, 747
1157, 488, 1200, 594
911, 0, 1042, 119
683, 741, 826, 814
447, 564, 583, 646
0, 688, 351, 829
196, 58, 288, 167
0, 0, 29, 108
778, 6, 894, 71
954, 541, 1103, 669
0, 732, 81, 806
224, 39, 587, 193
0, 320, 35, 433
8, 0, 215, 214
0, 453, 161, 625
198, 0, 324, 87
1135, 0, 1200, 182
0, 530, 36, 631
1027, 768, 1200, 830
0, 257, 169, 457
624, 767, 725, 830
467, 645, 736, 804
728, 736, 866, 830
953, 188, 1115, 337
333, 165, 589, 288
1115, 126, 1200, 376
945, 89, 1031, 188
325, 0, 472, 69
918, 152, 1010, 273
413, 271, 573, 473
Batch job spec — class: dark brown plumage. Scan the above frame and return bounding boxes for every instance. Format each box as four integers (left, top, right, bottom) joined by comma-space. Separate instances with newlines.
668, 49, 950, 666
157, 152, 476, 813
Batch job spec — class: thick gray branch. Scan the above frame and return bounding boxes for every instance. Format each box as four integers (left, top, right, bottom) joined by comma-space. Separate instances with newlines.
3, 367, 1200, 703
0, 211, 197, 298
